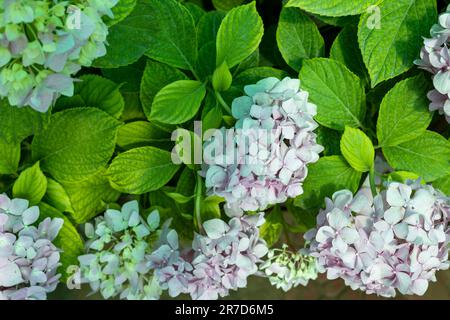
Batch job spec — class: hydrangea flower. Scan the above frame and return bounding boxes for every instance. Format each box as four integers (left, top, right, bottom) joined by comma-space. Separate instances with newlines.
0, 194, 63, 300
0, 0, 118, 112
260, 244, 318, 292
78, 201, 163, 300
203, 77, 323, 215
305, 181, 449, 298
150, 213, 268, 300
415, 5, 450, 123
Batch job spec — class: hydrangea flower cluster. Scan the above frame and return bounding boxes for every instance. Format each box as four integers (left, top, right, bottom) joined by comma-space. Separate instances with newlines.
204, 77, 323, 215
260, 244, 318, 292
0, 194, 63, 300
150, 213, 268, 300
78, 201, 162, 300
0, 0, 118, 112
415, 5, 450, 123
305, 181, 449, 298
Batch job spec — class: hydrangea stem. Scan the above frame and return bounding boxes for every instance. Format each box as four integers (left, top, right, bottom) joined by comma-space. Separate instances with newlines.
215, 91, 232, 115
369, 165, 377, 198
194, 172, 204, 233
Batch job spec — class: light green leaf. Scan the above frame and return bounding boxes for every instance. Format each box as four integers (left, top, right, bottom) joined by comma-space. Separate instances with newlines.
383, 131, 450, 182
38, 203, 84, 281
105, 0, 137, 26
140, 60, 187, 120
0, 138, 20, 174
201, 195, 224, 221
286, 0, 379, 17
433, 175, 450, 195
32, 108, 121, 182
212, 61, 233, 92
260, 208, 283, 247
150, 80, 206, 124
13, 162, 47, 205
299, 58, 366, 130
202, 104, 223, 133
212, 0, 244, 11
164, 191, 194, 204
377, 75, 432, 147
144, 0, 198, 70
294, 156, 362, 210
340, 126, 374, 172
108, 146, 180, 194
55, 75, 124, 119
216, 2, 264, 68
358, 0, 437, 87
330, 26, 369, 85
62, 169, 121, 224
387, 171, 420, 183
43, 178, 74, 214
276, 7, 324, 71
93, 1, 156, 68
0, 99, 48, 143
117, 121, 171, 149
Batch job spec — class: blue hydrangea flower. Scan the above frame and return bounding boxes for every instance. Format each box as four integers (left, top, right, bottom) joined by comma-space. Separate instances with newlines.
0, 0, 118, 112
0, 194, 63, 300
78, 201, 163, 300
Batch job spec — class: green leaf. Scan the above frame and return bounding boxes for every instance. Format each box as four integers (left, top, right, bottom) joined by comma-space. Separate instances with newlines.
201, 195, 224, 221
55, 75, 124, 119
202, 104, 223, 133
216, 2, 264, 68
164, 191, 194, 204
234, 67, 288, 89
117, 121, 170, 149
140, 60, 188, 120
144, 0, 198, 70
294, 156, 362, 210
172, 129, 202, 169
299, 58, 366, 130
387, 171, 420, 183
32, 108, 121, 182
276, 6, 324, 72
62, 169, 121, 224
286, 0, 379, 17
377, 75, 432, 147
330, 26, 369, 85
105, 0, 137, 26
316, 127, 341, 156
260, 208, 283, 247
13, 162, 47, 205
38, 203, 84, 281
383, 131, 450, 182
198, 11, 225, 46
212, 61, 233, 92
340, 126, 374, 172
433, 175, 450, 195
108, 146, 180, 194
358, 0, 437, 87
0, 99, 48, 143
0, 137, 20, 174
93, 1, 156, 68
184, 3, 205, 25
150, 80, 206, 124
43, 178, 74, 214
212, 0, 244, 11
175, 166, 196, 214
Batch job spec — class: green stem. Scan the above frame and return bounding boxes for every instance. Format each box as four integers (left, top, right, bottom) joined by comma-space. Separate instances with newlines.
215, 91, 232, 116
369, 165, 377, 198
194, 172, 203, 233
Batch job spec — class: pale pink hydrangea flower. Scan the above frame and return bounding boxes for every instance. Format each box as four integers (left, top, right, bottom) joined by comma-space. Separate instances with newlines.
305, 181, 449, 298
204, 77, 323, 215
